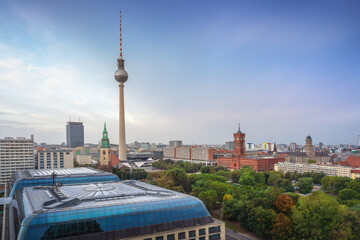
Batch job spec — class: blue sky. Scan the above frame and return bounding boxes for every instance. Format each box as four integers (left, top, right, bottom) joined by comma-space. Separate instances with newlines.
0, 0, 359, 145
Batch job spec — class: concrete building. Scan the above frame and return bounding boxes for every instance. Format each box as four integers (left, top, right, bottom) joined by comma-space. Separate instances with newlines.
3, 168, 224, 240
225, 141, 234, 151
38, 150, 74, 169
76, 155, 93, 165
0, 137, 34, 189
169, 140, 182, 147
163, 147, 176, 158
358, 135, 360, 147
274, 162, 352, 178
66, 121, 84, 148
163, 146, 216, 165
140, 142, 151, 150
176, 146, 191, 159
114, 12, 128, 161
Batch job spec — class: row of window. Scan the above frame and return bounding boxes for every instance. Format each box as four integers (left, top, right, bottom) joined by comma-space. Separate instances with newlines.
143, 226, 221, 240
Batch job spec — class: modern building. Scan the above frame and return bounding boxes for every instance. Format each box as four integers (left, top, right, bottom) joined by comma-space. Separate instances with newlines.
7, 168, 119, 197
225, 141, 235, 151
37, 150, 74, 169
169, 140, 182, 147
289, 142, 297, 151
358, 135, 360, 147
140, 142, 151, 150
5, 175, 224, 240
0, 137, 34, 190
76, 155, 93, 165
114, 12, 128, 161
217, 127, 285, 171
66, 121, 84, 148
274, 162, 352, 178
127, 152, 154, 161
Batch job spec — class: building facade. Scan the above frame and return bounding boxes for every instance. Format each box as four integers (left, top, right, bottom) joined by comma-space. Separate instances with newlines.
0, 137, 34, 189
66, 121, 84, 148
37, 150, 74, 169
274, 162, 352, 178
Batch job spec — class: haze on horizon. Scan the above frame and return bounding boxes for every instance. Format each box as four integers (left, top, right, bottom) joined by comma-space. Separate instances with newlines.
0, 0, 359, 146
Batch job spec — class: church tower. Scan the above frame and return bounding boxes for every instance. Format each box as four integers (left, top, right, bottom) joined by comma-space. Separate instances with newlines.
305, 135, 315, 157
100, 123, 110, 166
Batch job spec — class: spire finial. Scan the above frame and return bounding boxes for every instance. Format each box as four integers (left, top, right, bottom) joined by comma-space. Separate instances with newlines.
120, 10, 123, 58
238, 122, 240, 131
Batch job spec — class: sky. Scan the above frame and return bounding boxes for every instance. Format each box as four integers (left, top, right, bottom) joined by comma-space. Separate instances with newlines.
0, 0, 359, 145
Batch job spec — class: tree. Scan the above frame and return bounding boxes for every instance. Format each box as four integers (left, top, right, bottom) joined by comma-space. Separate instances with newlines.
239, 172, 255, 186
130, 169, 147, 180
198, 190, 217, 211
334, 177, 351, 194
321, 176, 336, 194
166, 167, 189, 192
272, 213, 294, 240
297, 177, 313, 194
231, 170, 241, 183
292, 191, 351, 240
307, 159, 316, 164
200, 166, 212, 173
247, 206, 277, 239
276, 179, 294, 192
346, 180, 360, 194
274, 194, 295, 215
338, 189, 358, 203
254, 172, 266, 185
267, 172, 282, 186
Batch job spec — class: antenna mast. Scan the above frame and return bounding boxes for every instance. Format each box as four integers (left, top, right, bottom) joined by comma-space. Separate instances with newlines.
120, 10, 123, 58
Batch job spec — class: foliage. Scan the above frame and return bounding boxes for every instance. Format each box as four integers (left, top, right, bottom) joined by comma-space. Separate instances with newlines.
338, 189, 359, 203
239, 172, 255, 186
307, 159, 316, 164
275, 194, 296, 215
198, 190, 217, 211
267, 172, 282, 186
272, 213, 294, 240
297, 178, 313, 194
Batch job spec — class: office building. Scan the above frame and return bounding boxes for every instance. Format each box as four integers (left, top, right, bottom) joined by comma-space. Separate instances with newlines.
169, 140, 182, 147
66, 121, 84, 148
289, 142, 297, 151
37, 150, 74, 169
225, 141, 234, 151
163, 146, 216, 165
6, 173, 224, 240
0, 137, 34, 190
358, 135, 360, 147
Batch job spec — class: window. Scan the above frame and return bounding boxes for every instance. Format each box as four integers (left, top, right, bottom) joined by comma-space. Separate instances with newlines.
199, 237, 205, 240
167, 234, 175, 240
144, 238, 152, 240
155, 237, 163, 240
209, 226, 220, 234
189, 230, 196, 237
209, 234, 221, 240
178, 232, 186, 239
199, 228, 206, 236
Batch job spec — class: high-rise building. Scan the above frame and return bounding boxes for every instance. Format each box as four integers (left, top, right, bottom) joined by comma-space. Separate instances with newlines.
289, 142, 297, 151
66, 121, 84, 148
37, 150, 74, 169
169, 140, 182, 147
0, 137, 34, 189
114, 11, 129, 161
358, 135, 360, 147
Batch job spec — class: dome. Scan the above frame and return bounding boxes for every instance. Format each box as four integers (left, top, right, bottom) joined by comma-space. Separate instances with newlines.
306, 135, 312, 140
114, 68, 128, 83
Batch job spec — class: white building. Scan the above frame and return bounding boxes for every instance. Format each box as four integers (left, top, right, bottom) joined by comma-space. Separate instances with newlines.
0, 137, 34, 187
274, 162, 352, 178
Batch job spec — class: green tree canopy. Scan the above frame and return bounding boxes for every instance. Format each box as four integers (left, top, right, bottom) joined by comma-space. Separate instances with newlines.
297, 177, 313, 194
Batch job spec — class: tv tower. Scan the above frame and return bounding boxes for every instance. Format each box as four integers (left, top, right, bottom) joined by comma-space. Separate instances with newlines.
114, 11, 128, 161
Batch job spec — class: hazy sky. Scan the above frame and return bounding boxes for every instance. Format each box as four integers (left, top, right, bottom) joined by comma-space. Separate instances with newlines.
0, 0, 359, 145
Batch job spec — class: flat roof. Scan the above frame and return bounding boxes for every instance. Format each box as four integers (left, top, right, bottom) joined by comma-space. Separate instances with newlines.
13, 167, 110, 181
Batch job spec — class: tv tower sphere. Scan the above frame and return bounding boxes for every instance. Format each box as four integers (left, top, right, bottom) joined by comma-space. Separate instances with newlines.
114, 58, 128, 83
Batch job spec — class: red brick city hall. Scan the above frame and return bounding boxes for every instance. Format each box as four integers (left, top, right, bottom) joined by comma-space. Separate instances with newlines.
217, 128, 285, 171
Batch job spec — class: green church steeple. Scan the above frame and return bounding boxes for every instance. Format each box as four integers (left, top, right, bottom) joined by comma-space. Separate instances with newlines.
101, 122, 110, 148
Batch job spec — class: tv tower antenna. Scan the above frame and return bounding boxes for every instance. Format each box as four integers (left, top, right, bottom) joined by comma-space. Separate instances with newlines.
120, 10, 123, 58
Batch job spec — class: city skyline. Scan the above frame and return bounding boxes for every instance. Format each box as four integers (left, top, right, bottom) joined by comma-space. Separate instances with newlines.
0, 0, 360, 145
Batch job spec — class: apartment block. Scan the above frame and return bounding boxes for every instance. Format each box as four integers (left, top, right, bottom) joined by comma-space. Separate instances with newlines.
0, 137, 34, 188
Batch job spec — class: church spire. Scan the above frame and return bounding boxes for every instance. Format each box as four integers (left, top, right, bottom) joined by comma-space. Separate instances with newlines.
101, 122, 110, 148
